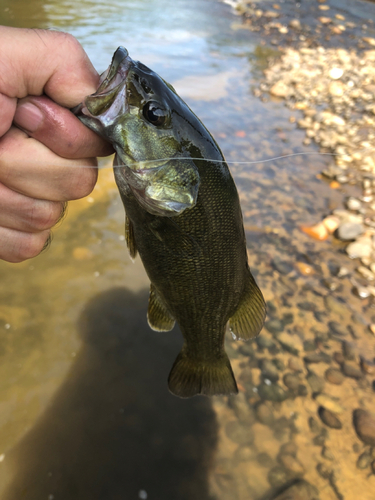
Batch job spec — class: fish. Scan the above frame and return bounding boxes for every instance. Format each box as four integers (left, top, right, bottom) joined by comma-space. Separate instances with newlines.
74, 47, 266, 398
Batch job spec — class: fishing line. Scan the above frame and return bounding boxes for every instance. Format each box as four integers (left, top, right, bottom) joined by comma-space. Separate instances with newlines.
73, 146, 375, 169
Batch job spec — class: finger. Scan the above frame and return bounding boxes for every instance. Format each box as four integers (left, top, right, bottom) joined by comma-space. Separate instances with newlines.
0, 181, 64, 233
13, 96, 113, 158
0, 27, 100, 107
0, 93, 17, 137
0, 226, 50, 263
0, 127, 98, 201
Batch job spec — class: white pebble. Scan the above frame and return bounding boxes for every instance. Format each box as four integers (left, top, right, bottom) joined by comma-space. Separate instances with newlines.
0, 454, 5, 462
329, 67, 344, 80
264, 379, 272, 386
138, 490, 148, 499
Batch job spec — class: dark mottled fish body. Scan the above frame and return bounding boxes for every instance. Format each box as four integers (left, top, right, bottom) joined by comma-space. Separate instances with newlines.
74, 47, 266, 397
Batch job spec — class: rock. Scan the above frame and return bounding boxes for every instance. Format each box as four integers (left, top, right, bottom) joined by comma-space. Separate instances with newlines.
258, 382, 288, 402
225, 421, 254, 445
342, 341, 356, 360
267, 466, 289, 488
289, 19, 301, 30
328, 81, 345, 97
353, 409, 375, 446
279, 454, 304, 475
322, 446, 335, 460
333, 352, 345, 365
301, 222, 328, 241
270, 81, 291, 98
337, 222, 364, 240
255, 402, 275, 426
298, 384, 308, 396
357, 451, 372, 469
271, 480, 319, 500
295, 261, 314, 275
272, 256, 294, 274
228, 393, 255, 424
346, 237, 373, 259
342, 361, 363, 379
317, 462, 333, 479
360, 357, 375, 375
318, 406, 342, 429
261, 359, 280, 383
324, 295, 346, 317
273, 358, 285, 371
328, 321, 349, 337
329, 67, 344, 80
325, 367, 345, 385
346, 197, 363, 211
256, 335, 275, 350
371, 460, 375, 475
279, 441, 298, 457
307, 372, 325, 393
322, 216, 340, 234
283, 372, 300, 391
234, 445, 257, 462
265, 319, 284, 335
277, 332, 304, 355
314, 394, 344, 414
357, 266, 375, 281
304, 352, 331, 364
308, 416, 320, 434
288, 357, 304, 372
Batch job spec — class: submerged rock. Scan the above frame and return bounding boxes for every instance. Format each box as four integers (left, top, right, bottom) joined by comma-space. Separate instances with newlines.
318, 406, 342, 429
270, 480, 320, 500
353, 409, 375, 446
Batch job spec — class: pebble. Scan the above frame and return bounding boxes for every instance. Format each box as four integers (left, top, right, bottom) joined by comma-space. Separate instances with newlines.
346, 238, 373, 259
329, 67, 344, 79
225, 421, 254, 445
357, 451, 372, 469
346, 197, 362, 211
279, 441, 298, 457
267, 466, 289, 488
228, 393, 255, 424
322, 446, 335, 460
255, 402, 275, 426
342, 341, 356, 360
307, 371, 325, 393
304, 352, 331, 364
277, 332, 304, 355
360, 357, 375, 374
324, 295, 347, 317
265, 319, 284, 335
353, 409, 375, 446
325, 367, 345, 385
322, 215, 340, 233
279, 454, 304, 475
270, 81, 291, 98
295, 261, 314, 275
357, 266, 375, 281
318, 406, 342, 429
314, 394, 345, 414
288, 357, 304, 372
337, 222, 364, 240
258, 382, 288, 402
256, 335, 275, 350
342, 361, 363, 379
258, 452, 274, 468
333, 351, 345, 365
234, 445, 257, 462
301, 222, 328, 241
261, 359, 280, 383
308, 416, 321, 434
283, 372, 300, 391
371, 460, 375, 475
272, 256, 294, 275
270, 480, 319, 500
328, 321, 349, 337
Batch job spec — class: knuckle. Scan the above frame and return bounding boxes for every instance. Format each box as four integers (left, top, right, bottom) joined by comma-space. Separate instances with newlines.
15, 231, 49, 262
66, 166, 97, 200
28, 201, 62, 231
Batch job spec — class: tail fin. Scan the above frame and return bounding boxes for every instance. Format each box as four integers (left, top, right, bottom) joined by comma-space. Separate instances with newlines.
168, 349, 238, 398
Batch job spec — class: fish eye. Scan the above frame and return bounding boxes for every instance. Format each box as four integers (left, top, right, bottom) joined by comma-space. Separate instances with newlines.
143, 101, 168, 126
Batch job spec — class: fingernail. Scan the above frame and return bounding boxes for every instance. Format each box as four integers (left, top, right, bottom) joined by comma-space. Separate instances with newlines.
14, 102, 44, 132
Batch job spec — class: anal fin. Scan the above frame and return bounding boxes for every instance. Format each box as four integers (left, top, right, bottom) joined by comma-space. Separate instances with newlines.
229, 269, 266, 340
147, 284, 175, 332
125, 215, 137, 259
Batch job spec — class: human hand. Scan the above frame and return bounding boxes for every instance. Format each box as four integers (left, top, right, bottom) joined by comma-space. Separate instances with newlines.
0, 26, 113, 263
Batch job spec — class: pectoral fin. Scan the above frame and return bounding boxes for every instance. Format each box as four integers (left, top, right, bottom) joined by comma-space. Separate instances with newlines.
147, 284, 175, 331
228, 269, 266, 340
125, 215, 137, 259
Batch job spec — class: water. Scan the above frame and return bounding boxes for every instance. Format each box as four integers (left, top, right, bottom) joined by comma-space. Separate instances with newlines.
1, 1, 375, 499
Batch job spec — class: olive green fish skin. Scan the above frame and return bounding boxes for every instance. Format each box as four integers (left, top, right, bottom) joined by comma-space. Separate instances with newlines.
74, 47, 266, 398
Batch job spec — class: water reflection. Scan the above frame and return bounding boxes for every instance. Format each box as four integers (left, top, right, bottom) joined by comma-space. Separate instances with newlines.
2, 288, 217, 500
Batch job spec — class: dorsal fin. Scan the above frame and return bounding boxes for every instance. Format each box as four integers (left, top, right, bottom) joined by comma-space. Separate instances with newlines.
125, 215, 137, 259
147, 284, 175, 332
228, 269, 266, 340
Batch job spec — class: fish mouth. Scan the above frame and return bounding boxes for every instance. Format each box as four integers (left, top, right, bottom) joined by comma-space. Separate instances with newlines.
73, 46, 132, 132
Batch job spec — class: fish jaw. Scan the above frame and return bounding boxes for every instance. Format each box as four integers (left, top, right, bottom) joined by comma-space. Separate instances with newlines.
72, 46, 132, 137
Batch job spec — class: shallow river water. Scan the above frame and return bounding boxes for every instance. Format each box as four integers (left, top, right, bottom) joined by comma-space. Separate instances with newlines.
1, 1, 375, 499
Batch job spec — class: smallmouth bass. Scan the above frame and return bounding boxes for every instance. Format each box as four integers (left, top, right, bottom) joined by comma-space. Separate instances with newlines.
74, 47, 266, 398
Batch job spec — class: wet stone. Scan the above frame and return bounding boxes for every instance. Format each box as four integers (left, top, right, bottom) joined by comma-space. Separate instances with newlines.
273, 358, 285, 371
307, 371, 325, 393
238, 343, 256, 357
353, 409, 375, 446
318, 406, 342, 429
322, 446, 335, 461
314, 394, 344, 414
268, 466, 289, 488
342, 361, 363, 379
277, 332, 304, 355
256, 335, 275, 350
283, 372, 300, 391
303, 339, 316, 352
271, 480, 319, 500
279, 454, 304, 475
309, 416, 321, 434
342, 341, 356, 360
313, 432, 327, 447
228, 393, 255, 424
298, 301, 317, 312
225, 421, 254, 445
325, 367, 345, 385
357, 451, 372, 469
234, 445, 257, 462
304, 352, 331, 364
360, 357, 375, 375
324, 295, 346, 317
298, 384, 308, 396
279, 441, 298, 457
282, 312, 294, 326
328, 321, 349, 337
255, 402, 275, 426
317, 462, 333, 480
261, 359, 280, 383
333, 351, 345, 365
258, 382, 288, 402
371, 460, 375, 475
337, 222, 365, 240
288, 357, 304, 372
265, 319, 284, 335
273, 256, 294, 275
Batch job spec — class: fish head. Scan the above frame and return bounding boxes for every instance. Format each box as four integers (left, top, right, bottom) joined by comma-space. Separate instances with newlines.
74, 46, 201, 216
